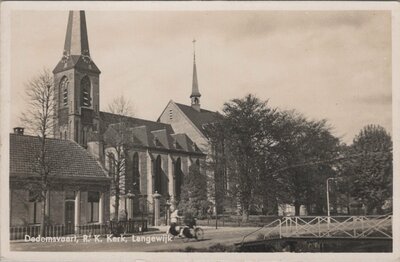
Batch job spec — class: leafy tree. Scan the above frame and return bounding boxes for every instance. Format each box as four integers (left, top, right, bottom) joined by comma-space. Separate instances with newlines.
344, 125, 392, 214
178, 164, 210, 219
20, 69, 55, 235
205, 95, 342, 218
217, 94, 280, 221
276, 112, 340, 215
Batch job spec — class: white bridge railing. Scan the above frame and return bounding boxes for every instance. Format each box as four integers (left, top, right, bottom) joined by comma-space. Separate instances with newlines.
241, 214, 392, 244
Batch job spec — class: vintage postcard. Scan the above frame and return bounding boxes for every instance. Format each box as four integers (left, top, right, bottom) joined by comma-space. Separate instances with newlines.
0, 1, 399, 261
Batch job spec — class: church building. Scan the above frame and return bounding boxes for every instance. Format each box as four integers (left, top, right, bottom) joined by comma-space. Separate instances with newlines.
51, 11, 218, 224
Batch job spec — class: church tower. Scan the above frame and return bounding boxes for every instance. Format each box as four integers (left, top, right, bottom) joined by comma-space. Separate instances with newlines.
190, 39, 201, 112
53, 11, 101, 147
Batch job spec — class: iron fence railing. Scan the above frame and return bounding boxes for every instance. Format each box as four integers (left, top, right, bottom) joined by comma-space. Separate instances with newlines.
241, 214, 392, 245
10, 219, 148, 240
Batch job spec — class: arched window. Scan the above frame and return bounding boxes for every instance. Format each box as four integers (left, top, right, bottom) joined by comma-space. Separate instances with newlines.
80, 76, 91, 107
154, 155, 162, 194
175, 158, 183, 200
59, 76, 69, 107
132, 153, 140, 193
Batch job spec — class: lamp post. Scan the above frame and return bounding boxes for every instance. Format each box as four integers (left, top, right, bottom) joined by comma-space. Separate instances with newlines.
326, 177, 337, 227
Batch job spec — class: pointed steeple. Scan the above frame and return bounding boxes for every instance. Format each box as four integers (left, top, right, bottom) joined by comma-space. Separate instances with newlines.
190, 39, 201, 111
64, 11, 90, 56
53, 10, 100, 74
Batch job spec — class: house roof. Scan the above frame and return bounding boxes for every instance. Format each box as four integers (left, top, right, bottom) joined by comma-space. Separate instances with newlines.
10, 134, 108, 179
173, 102, 219, 136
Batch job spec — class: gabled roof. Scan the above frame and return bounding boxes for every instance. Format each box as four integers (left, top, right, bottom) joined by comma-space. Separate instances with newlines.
10, 134, 108, 179
173, 102, 219, 136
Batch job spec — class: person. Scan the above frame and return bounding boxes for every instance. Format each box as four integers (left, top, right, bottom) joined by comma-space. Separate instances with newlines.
168, 209, 182, 237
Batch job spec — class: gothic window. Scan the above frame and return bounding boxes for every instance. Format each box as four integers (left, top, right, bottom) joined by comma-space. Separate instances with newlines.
175, 158, 183, 200
80, 76, 91, 107
132, 153, 140, 193
59, 76, 69, 107
154, 155, 162, 194
87, 191, 100, 223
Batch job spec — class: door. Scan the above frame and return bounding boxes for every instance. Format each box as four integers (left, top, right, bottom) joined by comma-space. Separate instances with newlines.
65, 201, 75, 234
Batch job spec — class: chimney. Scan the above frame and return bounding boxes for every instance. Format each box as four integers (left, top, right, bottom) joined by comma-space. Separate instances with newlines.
13, 127, 24, 135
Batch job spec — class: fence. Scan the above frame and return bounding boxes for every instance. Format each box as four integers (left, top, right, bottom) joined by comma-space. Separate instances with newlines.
10, 219, 147, 240
241, 214, 392, 245
197, 215, 282, 228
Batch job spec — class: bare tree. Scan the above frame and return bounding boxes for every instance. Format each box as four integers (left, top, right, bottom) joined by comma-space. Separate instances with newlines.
107, 95, 135, 117
105, 96, 134, 221
20, 69, 55, 235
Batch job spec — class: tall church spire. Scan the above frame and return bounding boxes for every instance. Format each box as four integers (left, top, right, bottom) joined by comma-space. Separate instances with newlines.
53, 10, 100, 74
53, 10, 100, 146
64, 11, 90, 56
190, 39, 201, 111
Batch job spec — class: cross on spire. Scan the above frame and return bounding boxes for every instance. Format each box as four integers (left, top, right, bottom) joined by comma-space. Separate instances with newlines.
192, 39, 196, 62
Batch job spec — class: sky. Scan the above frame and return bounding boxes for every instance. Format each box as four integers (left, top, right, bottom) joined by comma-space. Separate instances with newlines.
9, 10, 392, 144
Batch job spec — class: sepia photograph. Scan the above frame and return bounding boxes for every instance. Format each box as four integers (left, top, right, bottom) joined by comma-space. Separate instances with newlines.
0, 2, 398, 261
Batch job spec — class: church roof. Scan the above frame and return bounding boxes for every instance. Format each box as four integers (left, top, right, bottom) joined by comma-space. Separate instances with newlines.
10, 134, 108, 179
174, 102, 219, 136
99, 111, 174, 135
101, 112, 203, 154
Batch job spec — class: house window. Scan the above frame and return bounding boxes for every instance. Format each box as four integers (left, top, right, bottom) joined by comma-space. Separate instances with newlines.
80, 76, 91, 107
87, 191, 99, 223
28, 191, 42, 224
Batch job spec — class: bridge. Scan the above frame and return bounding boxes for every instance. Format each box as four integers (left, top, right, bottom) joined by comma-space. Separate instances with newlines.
237, 214, 392, 252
